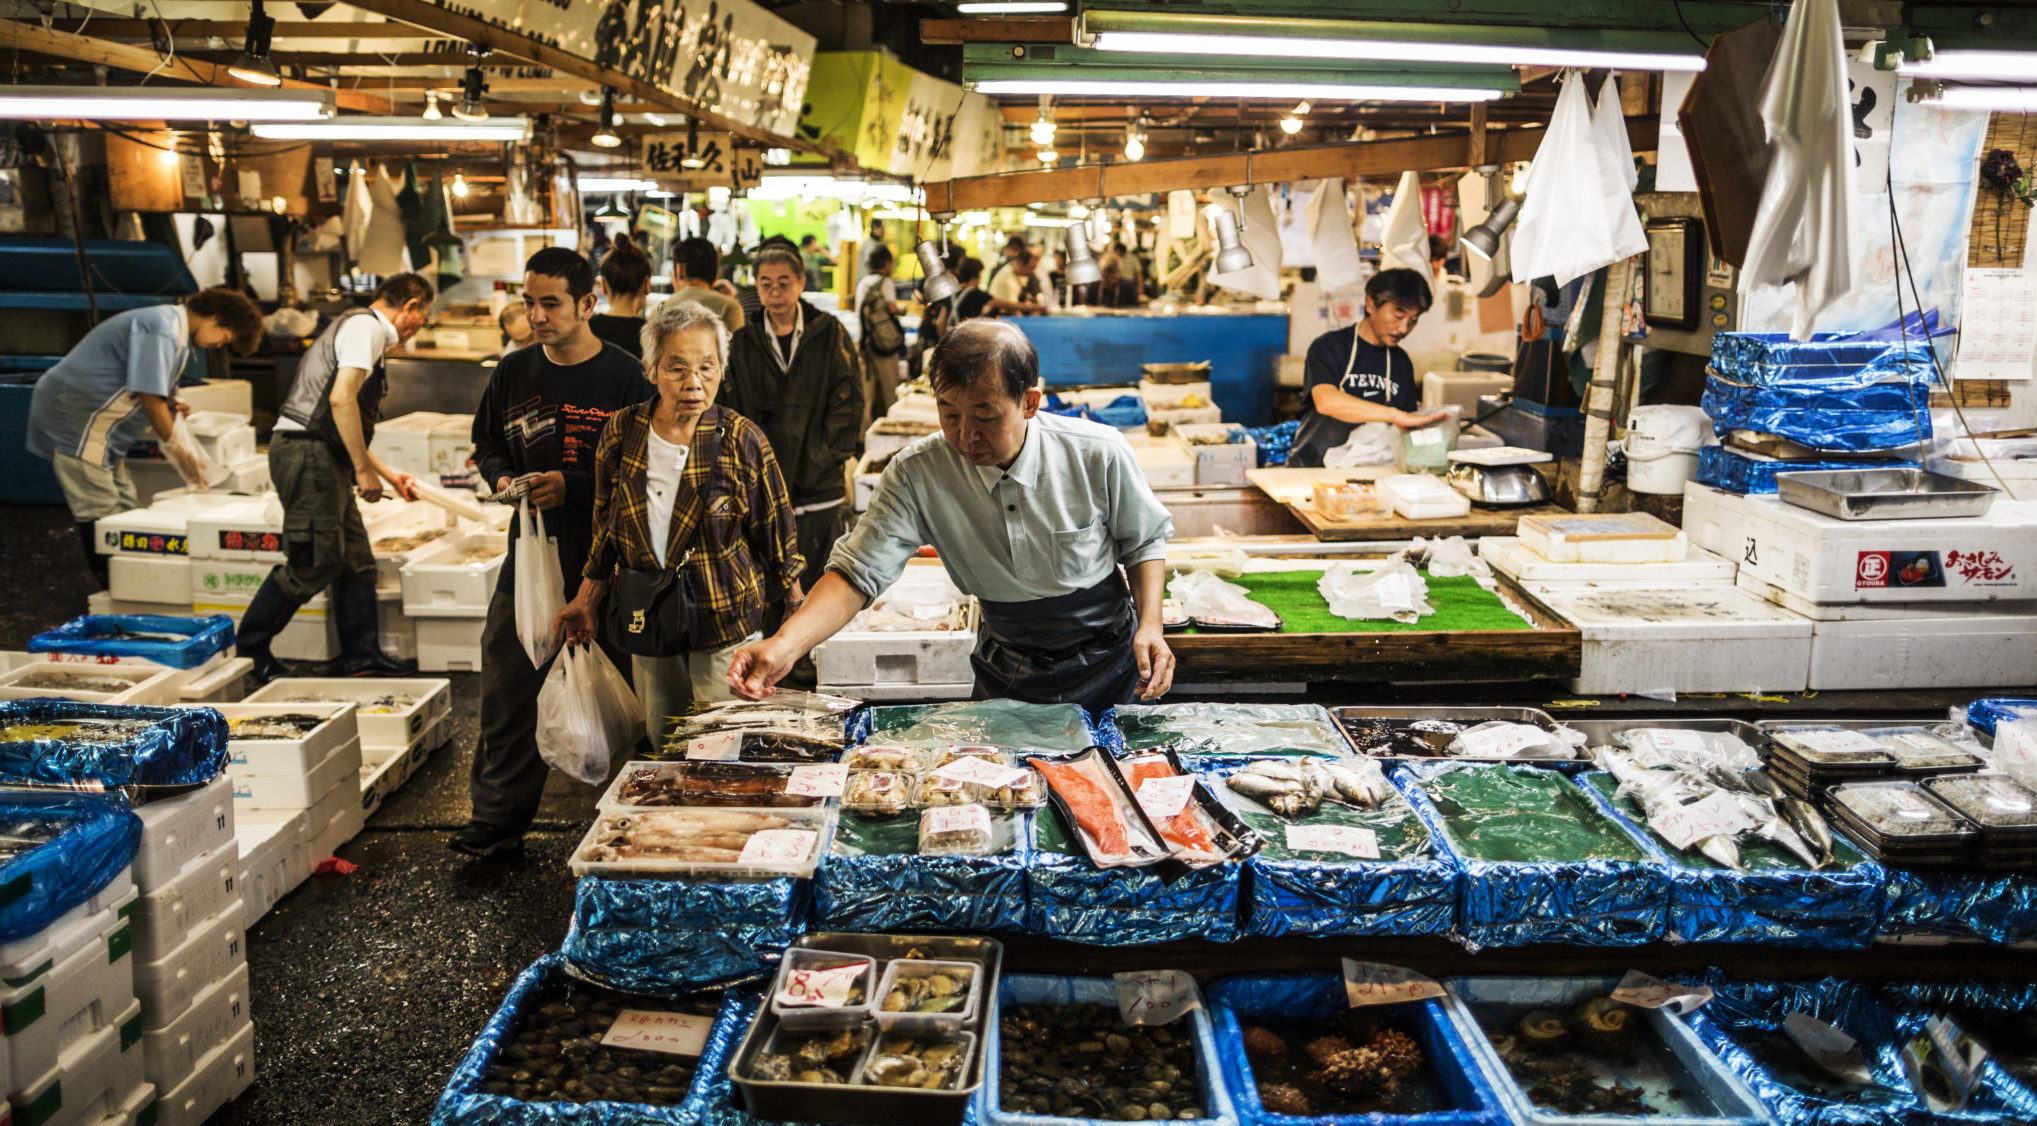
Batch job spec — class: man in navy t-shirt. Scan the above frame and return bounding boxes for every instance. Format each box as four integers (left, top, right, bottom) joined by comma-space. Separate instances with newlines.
1289, 268, 1452, 468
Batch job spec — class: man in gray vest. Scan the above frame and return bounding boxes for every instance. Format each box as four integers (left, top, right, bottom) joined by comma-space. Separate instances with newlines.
236, 273, 434, 684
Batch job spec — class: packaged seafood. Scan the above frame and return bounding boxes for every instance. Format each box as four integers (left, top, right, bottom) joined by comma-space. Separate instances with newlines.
1223, 757, 1394, 819
843, 744, 925, 772
0, 699, 228, 790
1216, 762, 1432, 863
1593, 748, 1837, 872
919, 803, 996, 857
597, 761, 828, 810
867, 700, 1093, 752
1446, 721, 1579, 761
844, 770, 915, 816
1160, 598, 1190, 631
874, 960, 980, 1032
1118, 750, 1262, 866
1116, 703, 1348, 761
1828, 781, 1973, 839
670, 689, 859, 750
921, 757, 1045, 811
1860, 725, 1987, 772
1169, 569, 1284, 632
569, 806, 833, 878
915, 771, 981, 809
932, 744, 1010, 768
1334, 707, 1563, 762
5, 669, 146, 695
1610, 726, 1765, 772
856, 1031, 976, 1089
831, 805, 1023, 859
1578, 769, 1846, 874
1766, 725, 1897, 767
666, 726, 845, 763
770, 949, 877, 1030
1030, 748, 1173, 868
1922, 773, 2037, 832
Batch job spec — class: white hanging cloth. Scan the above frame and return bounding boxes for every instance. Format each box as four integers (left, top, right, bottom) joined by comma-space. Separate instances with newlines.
1380, 170, 1429, 273
1738, 0, 1857, 340
1305, 178, 1364, 291
1510, 70, 1647, 287
1211, 186, 1283, 301
1594, 74, 1640, 193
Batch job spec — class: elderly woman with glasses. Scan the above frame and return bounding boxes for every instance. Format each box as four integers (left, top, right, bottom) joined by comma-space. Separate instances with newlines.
556, 300, 806, 745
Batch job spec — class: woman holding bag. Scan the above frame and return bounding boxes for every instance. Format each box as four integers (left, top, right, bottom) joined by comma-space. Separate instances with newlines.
555, 300, 807, 746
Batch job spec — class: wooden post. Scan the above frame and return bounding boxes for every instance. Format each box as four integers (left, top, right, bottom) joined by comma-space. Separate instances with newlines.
1576, 256, 1635, 513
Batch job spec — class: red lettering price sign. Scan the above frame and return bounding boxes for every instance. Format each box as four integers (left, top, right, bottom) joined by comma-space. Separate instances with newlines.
787, 764, 848, 798
1609, 969, 1713, 1015
601, 1010, 714, 1056
1114, 969, 1203, 1027
738, 828, 817, 868
775, 962, 868, 1008
687, 732, 742, 761
1134, 775, 1197, 821
1340, 960, 1444, 1009
934, 756, 1030, 791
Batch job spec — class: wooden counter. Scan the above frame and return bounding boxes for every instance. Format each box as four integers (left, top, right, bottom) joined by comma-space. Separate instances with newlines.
1248, 467, 1559, 542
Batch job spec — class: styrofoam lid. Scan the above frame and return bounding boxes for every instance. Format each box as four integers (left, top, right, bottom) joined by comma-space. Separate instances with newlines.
1449, 446, 1553, 466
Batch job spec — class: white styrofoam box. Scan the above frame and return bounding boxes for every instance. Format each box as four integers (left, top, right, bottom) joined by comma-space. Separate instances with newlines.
1518, 511, 1688, 564
818, 680, 974, 702
305, 772, 355, 838
1134, 441, 1195, 488
1480, 536, 1738, 587
140, 965, 246, 1094
236, 810, 304, 924
130, 902, 242, 1030
190, 580, 339, 664
1379, 474, 1471, 520
85, 594, 181, 619
1138, 379, 1213, 410
230, 738, 361, 812
1421, 370, 1513, 415
94, 1082, 154, 1126
166, 498, 278, 563
1681, 482, 2037, 605
1939, 457, 2037, 500
175, 380, 251, 419
813, 568, 977, 689
0, 911, 134, 1097
209, 703, 358, 782
222, 455, 269, 495
1277, 354, 1309, 388
188, 558, 323, 611
1528, 580, 1813, 694
132, 776, 233, 894
1806, 612, 2037, 691
9, 1000, 143, 1126
150, 1018, 250, 1126
399, 532, 507, 617
369, 412, 474, 478
0, 663, 180, 707
358, 753, 403, 820
413, 616, 484, 673
1173, 424, 1257, 487
177, 658, 251, 704
309, 797, 365, 864
0, 874, 132, 983
184, 414, 255, 468
106, 556, 190, 607
378, 586, 416, 663
367, 503, 467, 589
852, 451, 886, 513
1146, 405, 1223, 430
91, 493, 246, 558
128, 840, 239, 961
241, 678, 450, 750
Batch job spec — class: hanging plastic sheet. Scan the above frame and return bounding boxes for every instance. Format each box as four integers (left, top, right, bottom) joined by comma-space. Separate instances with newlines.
430, 952, 750, 1126
1574, 771, 1889, 949
1245, 420, 1297, 467
1878, 867, 2037, 946
1025, 804, 1242, 944
564, 877, 808, 993
0, 700, 227, 790
1710, 333, 1937, 388
27, 614, 236, 670
0, 794, 140, 942
1965, 698, 2037, 739
1306, 178, 1364, 292
1695, 446, 1919, 495
1113, 703, 1349, 764
856, 701, 1099, 753
812, 810, 1031, 935
1511, 70, 1649, 286
1381, 170, 1431, 274
1700, 385, 1930, 453
1397, 762, 1670, 949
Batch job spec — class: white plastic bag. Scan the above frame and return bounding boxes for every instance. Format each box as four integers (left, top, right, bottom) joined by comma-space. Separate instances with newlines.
164, 416, 228, 489
1511, 70, 1648, 286
514, 499, 567, 668
1166, 570, 1281, 629
536, 644, 642, 785
1323, 422, 1398, 468
1380, 169, 1429, 273
1305, 178, 1364, 292
1411, 535, 1491, 580
1318, 560, 1434, 623
1448, 720, 1578, 760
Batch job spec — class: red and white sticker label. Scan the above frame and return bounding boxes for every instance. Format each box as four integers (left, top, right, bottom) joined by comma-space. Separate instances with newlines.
1135, 775, 1198, 821
1286, 824, 1381, 859
1610, 969, 1713, 1014
1856, 551, 1891, 588
686, 732, 742, 761
601, 1010, 714, 1056
1341, 960, 1444, 1008
934, 755, 1029, 790
922, 803, 992, 839
776, 961, 866, 1008
786, 764, 848, 798
737, 828, 816, 867
1115, 969, 1204, 1026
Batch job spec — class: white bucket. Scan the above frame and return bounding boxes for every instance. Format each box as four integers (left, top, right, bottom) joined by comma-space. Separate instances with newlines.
1628, 450, 1700, 494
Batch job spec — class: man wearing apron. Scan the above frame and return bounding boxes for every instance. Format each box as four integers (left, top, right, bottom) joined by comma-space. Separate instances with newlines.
725, 320, 1175, 712
1287, 267, 1451, 468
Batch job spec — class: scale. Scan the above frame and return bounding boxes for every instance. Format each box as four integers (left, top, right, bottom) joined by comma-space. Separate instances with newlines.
1446, 446, 1552, 507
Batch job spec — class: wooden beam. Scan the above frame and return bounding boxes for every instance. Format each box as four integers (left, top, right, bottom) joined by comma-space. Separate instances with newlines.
55, 20, 450, 40
1468, 102, 1489, 167
0, 19, 392, 113
919, 17, 1074, 46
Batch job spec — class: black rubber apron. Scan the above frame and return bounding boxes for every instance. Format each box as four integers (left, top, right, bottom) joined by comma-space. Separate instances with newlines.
971, 570, 1139, 715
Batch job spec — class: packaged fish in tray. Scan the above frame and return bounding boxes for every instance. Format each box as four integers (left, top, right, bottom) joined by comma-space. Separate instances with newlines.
842, 744, 926, 772
916, 755, 1045, 811
597, 760, 830, 810
1921, 773, 2037, 835
569, 806, 834, 879
1333, 706, 1567, 762
931, 744, 1011, 769
919, 803, 997, 857
668, 689, 860, 757
769, 948, 877, 1030
873, 959, 980, 1032
844, 770, 916, 816
1826, 780, 1977, 863
1118, 748, 1264, 866
1029, 747, 1175, 869
667, 726, 845, 763
1763, 725, 1898, 770
1859, 725, 1987, 773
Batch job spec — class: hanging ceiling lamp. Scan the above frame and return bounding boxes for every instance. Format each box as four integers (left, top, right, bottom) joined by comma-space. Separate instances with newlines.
226, 0, 282, 86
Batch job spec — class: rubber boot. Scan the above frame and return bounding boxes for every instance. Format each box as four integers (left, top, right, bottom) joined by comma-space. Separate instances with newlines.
235, 575, 302, 686
334, 575, 416, 676
75, 523, 109, 591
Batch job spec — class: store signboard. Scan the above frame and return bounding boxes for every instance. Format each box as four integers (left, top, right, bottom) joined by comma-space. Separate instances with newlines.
638, 131, 766, 191
801, 51, 1008, 180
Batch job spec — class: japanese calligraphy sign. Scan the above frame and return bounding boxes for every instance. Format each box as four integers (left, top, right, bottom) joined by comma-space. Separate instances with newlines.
637, 132, 764, 190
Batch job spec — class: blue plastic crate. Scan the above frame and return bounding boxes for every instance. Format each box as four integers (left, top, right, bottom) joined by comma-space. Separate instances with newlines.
813, 810, 1033, 935
29, 614, 235, 671
564, 877, 810, 993
1023, 804, 1242, 945
1878, 868, 2037, 946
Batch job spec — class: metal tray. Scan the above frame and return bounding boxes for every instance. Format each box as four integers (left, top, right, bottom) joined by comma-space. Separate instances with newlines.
1565, 717, 1766, 753
1332, 706, 1567, 763
1774, 468, 1998, 520
729, 932, 1002, 1126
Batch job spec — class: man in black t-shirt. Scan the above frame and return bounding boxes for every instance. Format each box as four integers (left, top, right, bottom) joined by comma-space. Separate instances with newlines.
454, 248, 653, 859
1288, 268, 1452, 468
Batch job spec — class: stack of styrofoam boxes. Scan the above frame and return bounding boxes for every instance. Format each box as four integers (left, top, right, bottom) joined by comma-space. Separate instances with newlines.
398, 531, 506, 673
1139, 378, 1221, 431
0, 661, 182, 706
182, 412, 264, 496
184, 496, 340, 665
94, 493, 258, 611
1483, 509, 1816, 694
0, 850, 147, 1126
368, 412, 476, 490
23, 619, 252, 707
1127, 432, 1194, 489
1682, 482, 2037, 690
814, 564, 976, 702
128, 771, 252, 1126
365, 496, 471, 667
211, 703, 353, 921
239, 678, 451, 831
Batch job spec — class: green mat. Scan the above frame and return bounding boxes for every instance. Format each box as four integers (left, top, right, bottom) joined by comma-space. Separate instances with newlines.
1181, 570, 1533, 635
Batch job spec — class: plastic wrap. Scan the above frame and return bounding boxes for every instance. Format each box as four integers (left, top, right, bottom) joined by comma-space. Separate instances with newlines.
1704, 370, 1923, 414
0, 699, 228, 789
0, 793, 140, 942
1025, 803, 1242, 945
1879, 867, 2037, 945
1700, 383, 1929, 453
1398, 763, 1670, 948
565, 877, 809, 993
813, 810, 1032, 935
1043, 393, 1147, 430
1113, 703, 1349, 763
861, 701, 1098, 752
430, 952, 749, 1126
26, 614, 236, 670
1169, 570, 1283, 631
1695, 445, 1920, 495
1575, 772, 1889, 949
1966, 699, 2037, 739
1246, 420, 1298, 467
1206, 972, 1505, 1126
1710, 333, 1937, 388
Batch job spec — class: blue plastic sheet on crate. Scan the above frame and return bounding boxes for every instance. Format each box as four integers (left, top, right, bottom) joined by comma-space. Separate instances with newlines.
27, 614, 235, 670
1699, 383, 1930, 454
564, 877, 808, 993
0, 700, 227, 789
1879, 867, 2037, 945
1024, 806, 1241, 945
1246, 420, 1298, 467
430, 952, 749, 1126
1964, 698, 2037, 738
1694, 446, 1919, 495
1573, 771, 1889, 949
0, 794, 140, 943
813, 834, 1032, 935
1043, 394, 1148, 430
1710, 333, 1937, 388
859, 701, 1101, 752
1206, 971, 1506, 1126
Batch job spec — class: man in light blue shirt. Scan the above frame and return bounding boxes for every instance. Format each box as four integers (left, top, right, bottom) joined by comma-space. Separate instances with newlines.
28, 289, 263, 586
728, 320, 1176, 711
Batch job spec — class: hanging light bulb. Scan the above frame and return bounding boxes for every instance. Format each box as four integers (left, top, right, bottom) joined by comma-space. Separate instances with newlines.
1123, 120, 1146, 162
1037, 148, 1059, 164
579, 89, 604, 106
452, 47, 490, 121
591, 87, 622, 148
226, 0, 282, 87
680, 117, 706, 169
1088, 207, 1113, 252
422, 89, 443, 121
1029, 98, 1056, 147
1212, 210, 1253, 273
451, 171, 469, 198
1279, 100, 1311, 135
1064, 225, 1102, 286
916, 240, 961, 302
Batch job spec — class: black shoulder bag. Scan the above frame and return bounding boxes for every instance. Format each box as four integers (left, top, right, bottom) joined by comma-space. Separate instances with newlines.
604, 419, 724, 657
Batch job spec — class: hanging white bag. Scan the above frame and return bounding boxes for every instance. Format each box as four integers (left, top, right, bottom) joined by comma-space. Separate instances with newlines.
1511, 70, 1648, 286
1306, 178, 1365, 292
1380, 170, 1429, 273
164, 416, 230, 489
514, 498, 567, 668
536, 643, 643, 785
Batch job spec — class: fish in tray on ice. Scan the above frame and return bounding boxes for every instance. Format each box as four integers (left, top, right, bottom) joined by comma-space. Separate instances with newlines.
1224, 757, 1394, 819
1594, 740, 1836, 871
574, 808, 823, 869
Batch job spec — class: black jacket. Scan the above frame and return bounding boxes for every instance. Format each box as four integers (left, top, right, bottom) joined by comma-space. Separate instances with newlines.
721, 305, 864, 508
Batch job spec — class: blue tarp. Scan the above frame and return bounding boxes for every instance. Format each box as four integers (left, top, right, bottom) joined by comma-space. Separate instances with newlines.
0, 793, 140, 943
1701, 381, 1930, 453
1024, 806, 1241, 944
27, 614, 235, 670
1964, 699, 2037, 738
1695, 446, 1919, 495
1711, 333, 1938, 388
0, 700, 227, 790
563, 878, 808, 993
813, 813, 1033, 935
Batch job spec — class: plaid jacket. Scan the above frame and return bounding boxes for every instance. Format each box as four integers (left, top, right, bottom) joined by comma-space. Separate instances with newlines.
583, 403, 805, 649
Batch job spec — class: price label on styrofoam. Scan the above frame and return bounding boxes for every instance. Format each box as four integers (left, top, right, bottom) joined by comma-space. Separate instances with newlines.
922, 802, 992, 839
775, 962, 865, 1008
1135, 775, 1197, 821
601, 1010, 714, 1056
1286, 824, 1380, 859
1610, 970, 1713, 1015
1115, 969, 1204, 1026
1795, 729, 1886, 757
737, 828, 816, 867
1341, 960, 1444, 1008
1652, 791, 1757, 851
686, 732, 742, 761
934, 755, 1029, 791
786, 764, 848, 798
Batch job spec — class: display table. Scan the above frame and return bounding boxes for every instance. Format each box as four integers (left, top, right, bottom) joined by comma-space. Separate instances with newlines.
1248, 467, 1560, 542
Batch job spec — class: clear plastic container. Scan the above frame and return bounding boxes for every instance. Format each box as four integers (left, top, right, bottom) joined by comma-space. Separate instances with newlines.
1862, 727, 1986, 772
873, 959, 981, 1033
1769, 726, 1898, 767
1922, 774, 2037, 831
931, 745, 1011, 769
855, 1030, 977, 1090
770, 949, 878, 1030
914, 772, 979, 809
568, 807, 833, 878
1828, 781, 1973, 838
918, 803, 995, 857
597, 760, 824, 810
844, 770, 915, 816
843, 744, 925, 772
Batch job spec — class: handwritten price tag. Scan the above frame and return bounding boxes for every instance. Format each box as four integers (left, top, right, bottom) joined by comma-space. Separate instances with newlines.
1649, 730, 1706, 754
1135, 775, 1197, 821
686, 732, 742, 761
935, 755, 1029, 791
1115, 969, 1204, 1027
738, 828, 817, 868
1610, 969, 1713, 1015
1653, 791, 1757, 851
787, 764, 848, 798
1996, 721, 2037, 791
1795, 729, 1886, 757
1341, 960, 1443, 1008
776, 961, 867, 1008
601, 1010, 714, 1056
1286, 824, 1380, 859
922, 803, 992, 839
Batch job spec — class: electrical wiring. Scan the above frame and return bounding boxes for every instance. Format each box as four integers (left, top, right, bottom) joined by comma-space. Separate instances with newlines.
137, 2, 174, 85
1670, 0, 1710, 51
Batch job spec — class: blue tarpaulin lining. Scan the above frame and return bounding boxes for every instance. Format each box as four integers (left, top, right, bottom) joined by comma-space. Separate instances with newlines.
27, 614, 236, 670
0, 700, 227, 789
0, 794, 140, 943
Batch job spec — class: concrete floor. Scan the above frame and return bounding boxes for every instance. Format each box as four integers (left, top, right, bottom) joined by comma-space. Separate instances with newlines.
0, 505, 597, 1124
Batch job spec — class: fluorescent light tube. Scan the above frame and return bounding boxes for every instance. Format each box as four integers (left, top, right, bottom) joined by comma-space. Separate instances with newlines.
577, 177, 659, 192
1900, 51, 2037, 81
0, 86, 332, 121
958, 1, 1068, 11
973, 79, 1508, 101
251, 116, 530, 141
1936, 86, 2037, 113
1090, 30, 1705, 72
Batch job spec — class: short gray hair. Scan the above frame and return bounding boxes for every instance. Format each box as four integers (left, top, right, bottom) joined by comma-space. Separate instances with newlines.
641, 297, 731, 369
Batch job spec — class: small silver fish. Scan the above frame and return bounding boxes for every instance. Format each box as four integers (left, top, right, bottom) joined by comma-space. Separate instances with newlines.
1319, 759, 1392, 808
1778, 797, 1835, 869
1225, 764, 1319, 819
